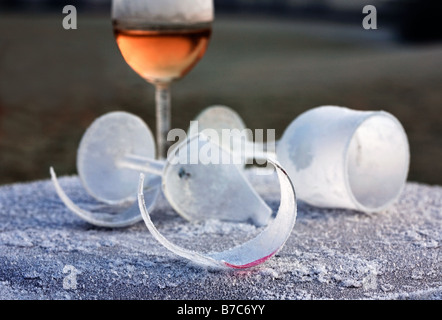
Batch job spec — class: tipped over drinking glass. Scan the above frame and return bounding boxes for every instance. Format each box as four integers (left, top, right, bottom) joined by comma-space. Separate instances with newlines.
112, 0, 214, 159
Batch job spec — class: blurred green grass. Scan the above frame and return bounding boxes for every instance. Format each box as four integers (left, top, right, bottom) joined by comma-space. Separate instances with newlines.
0, 13, 441, 185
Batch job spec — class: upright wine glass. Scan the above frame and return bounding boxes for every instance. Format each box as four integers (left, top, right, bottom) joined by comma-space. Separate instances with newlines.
112, 0, 214, 159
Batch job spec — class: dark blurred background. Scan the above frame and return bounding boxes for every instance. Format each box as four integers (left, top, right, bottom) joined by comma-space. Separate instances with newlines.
0, 0, 441, 185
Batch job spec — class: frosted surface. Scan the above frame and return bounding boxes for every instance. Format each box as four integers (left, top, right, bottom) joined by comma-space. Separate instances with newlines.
0, 174, 440, 299
189, 105, 249, 154
112, 0, 214, 24
346, 115, 409, 210
277, 106, 410, 212
163, 134, 272, 226
76, 111, 156, 204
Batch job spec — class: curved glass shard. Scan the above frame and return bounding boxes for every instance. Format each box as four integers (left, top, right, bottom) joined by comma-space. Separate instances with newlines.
138, 159, 297, 269
51, 167, 160, 228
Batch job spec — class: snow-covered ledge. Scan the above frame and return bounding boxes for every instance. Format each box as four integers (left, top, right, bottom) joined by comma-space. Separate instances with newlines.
0, 171, 440, 300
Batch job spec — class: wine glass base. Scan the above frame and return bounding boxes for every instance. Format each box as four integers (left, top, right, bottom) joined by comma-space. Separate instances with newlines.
77, 111, 157, 204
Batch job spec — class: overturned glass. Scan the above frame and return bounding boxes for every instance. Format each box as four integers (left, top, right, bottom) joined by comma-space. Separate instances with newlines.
277, 106, 410, 212
195, 104, 410, 212
51, 111, 274, 227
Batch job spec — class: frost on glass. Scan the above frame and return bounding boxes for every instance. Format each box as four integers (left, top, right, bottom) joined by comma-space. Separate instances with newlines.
50, 167, 160, 228
52, 112, 273, 227
138, 159, 297, 269
112, 0, 214, 24
50, 111, 161, 228
277, 105, 410, 212
189, 105, 275, 165
76, 111, 158, 205
162, 134, 272, 227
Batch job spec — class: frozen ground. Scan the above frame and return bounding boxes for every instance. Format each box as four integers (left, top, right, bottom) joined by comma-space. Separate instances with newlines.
0, 170, 441, 300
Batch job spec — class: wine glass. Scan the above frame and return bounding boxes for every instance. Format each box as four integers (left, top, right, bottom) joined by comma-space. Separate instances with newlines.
51, 111, 272, 227
112, 0, 214, 159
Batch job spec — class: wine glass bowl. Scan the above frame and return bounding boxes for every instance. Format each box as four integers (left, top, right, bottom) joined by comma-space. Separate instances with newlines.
112, 0, 214, 158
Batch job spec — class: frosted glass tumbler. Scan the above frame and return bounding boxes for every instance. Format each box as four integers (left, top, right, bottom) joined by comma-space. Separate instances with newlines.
277, 106, 410, 212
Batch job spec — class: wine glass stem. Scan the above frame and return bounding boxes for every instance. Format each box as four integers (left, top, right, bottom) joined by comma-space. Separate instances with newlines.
155, 83, 171, 160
